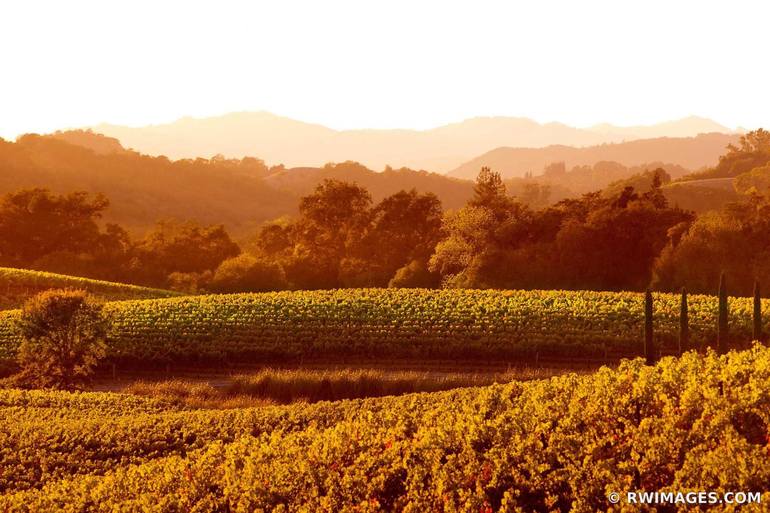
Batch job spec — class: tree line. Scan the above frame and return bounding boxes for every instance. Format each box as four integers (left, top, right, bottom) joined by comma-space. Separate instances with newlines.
1, 129, 769, 296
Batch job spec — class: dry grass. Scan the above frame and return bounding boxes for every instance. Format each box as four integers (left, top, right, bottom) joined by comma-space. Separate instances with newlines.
123, 366, 569, 408
123, 380, 273, 409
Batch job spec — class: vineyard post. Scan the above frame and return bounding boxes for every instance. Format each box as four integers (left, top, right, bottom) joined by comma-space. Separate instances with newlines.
679, 287, 688, 355
644, 289, 656, 365
717, 272, 728, 355
753, 280, 763, 343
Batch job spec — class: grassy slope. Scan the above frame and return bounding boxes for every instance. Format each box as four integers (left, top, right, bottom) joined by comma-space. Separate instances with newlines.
122, 367, 564, 407
0, 267, 181, 310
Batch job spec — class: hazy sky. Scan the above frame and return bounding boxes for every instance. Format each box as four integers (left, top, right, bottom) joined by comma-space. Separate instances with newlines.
2, 0, 768, 139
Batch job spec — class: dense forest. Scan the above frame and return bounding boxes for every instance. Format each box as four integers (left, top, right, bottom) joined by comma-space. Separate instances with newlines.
1, 129, 769, 295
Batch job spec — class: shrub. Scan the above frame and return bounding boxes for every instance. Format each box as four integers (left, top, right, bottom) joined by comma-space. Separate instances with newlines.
209, 254, 287, 293
15, 289, 108, 390
166, 270, 212, 294
388, 259, 439, 288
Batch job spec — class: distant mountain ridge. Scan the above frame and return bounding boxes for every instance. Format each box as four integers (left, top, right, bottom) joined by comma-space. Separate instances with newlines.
1, 130, 748, 239
588, 116, 731, 140
87, 111, 737, 173
0, 134, 474, 237
448, 133, 741, 180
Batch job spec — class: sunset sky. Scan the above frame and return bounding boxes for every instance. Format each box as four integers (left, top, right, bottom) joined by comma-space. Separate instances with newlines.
2, 0, 768, 139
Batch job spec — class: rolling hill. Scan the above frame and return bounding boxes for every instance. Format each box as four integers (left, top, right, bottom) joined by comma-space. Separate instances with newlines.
0, 267, 181, 310
262, 162, 473, 208
449, 133, 740, 180
0, 129, 747, 241
87, 111, 736, 172
661, 178, 741, 213
0, 134, 474, 236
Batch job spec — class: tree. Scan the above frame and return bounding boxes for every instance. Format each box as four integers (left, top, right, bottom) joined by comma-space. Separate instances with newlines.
166, 271, 212, 294
298, 179, 372, 242
429, 206, 497, 283
15, 289, 108, 390
209, 254, 288, 293
290, 180, 373, 288
30, 223, 133, 282
543, 161, 567, 176
430, 173, 690, 290
517, 182, 552, 210
702, 129, 770, 178
641, 168, 670, 209
360, 190, 443, 286
254, 221, 293, 257
388, 259, 440, 288
430, 168, 536, 288
134, 220, 240, 286
470, 167, 516, 217
653, 193, 770, 295
0, 188, 110, 268
553, 192, 690, 290
734, 163, 770, 195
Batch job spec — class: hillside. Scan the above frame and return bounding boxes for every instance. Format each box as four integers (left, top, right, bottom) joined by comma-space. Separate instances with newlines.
263, 162, 473, 208
449, 133, 740, 179
0, 130, 751, 242
589, 115, 731, 139
505, 160, 692, 207
46, 130, 129, 155
0, 134, 473, 236
661, 180, 740, 213
89, 111, 735, 172
0, 267, 180, 310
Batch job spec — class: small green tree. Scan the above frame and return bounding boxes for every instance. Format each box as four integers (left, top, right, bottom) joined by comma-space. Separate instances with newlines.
16, 289, 108, 390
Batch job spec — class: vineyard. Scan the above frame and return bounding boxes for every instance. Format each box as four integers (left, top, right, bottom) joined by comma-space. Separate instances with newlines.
0, 267, 181, 310
0, 288, 767, 365
1, 346, 769, 511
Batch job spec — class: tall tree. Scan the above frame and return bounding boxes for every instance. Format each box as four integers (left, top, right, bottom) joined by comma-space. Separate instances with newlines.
134, 220, 240, 286
653, 193, 770, 295
359, 190, 442, 286
0, 188, 111, 268
289, 180, 373, 288
470, 167, 516, 219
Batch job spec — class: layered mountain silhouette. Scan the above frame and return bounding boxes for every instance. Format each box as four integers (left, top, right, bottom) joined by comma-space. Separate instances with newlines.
1, 123, 744, 238
0, 133, 473, 236
448, 133, 740, 180
89, 112, 737, 173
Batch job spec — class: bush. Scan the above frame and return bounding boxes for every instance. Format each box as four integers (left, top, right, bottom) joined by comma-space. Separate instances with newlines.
388, 259, 439, 288
166, 270, 212, 294
15, 289, 108, 390
209, 254, 287, 293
